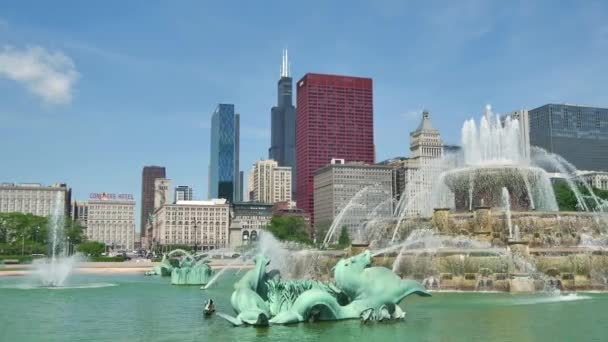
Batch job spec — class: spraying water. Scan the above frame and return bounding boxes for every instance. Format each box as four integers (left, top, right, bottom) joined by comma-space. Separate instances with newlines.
34, 192, 78, 287
502, 187, 513, 239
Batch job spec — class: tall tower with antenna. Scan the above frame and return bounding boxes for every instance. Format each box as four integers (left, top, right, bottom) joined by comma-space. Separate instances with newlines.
269, 49, 297, 197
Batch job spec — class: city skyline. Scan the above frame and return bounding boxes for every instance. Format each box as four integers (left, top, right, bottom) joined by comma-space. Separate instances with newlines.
1, 1, 608, 231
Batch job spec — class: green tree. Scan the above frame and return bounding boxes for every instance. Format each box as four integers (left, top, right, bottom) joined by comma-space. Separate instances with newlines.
338, 225, 351, 247
65, 220, 85, 245
76, 241, 106, 257
266, 216, 312, 244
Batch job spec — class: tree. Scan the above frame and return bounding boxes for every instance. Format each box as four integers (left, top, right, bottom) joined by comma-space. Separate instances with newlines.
76, 241, 106, 257
266, 216, 312, 245
65, 220, 85, 245
338, 225, 351, 247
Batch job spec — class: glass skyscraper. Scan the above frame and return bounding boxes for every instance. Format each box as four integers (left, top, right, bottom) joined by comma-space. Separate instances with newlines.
529, 104, 608, 171
208, 104, 240, 202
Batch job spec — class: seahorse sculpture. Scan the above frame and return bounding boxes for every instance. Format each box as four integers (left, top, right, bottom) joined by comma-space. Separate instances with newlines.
218, 250, 430, 326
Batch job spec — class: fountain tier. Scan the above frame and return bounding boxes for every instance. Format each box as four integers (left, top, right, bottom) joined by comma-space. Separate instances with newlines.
440, 165, 558, 212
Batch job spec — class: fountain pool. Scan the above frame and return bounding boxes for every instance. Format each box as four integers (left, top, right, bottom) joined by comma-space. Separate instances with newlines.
1, 272, 607, 341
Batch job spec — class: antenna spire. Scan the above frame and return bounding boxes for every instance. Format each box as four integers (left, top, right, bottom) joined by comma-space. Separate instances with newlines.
280, 48, 290, 78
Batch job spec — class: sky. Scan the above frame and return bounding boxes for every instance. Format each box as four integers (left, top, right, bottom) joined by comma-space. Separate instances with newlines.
1, 0, 607, 231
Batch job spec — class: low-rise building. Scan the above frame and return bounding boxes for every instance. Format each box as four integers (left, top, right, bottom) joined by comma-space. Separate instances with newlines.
0, 182, 71, 217
272, 201, 311, 231
229, 202, 273, 248
577, 171, 608, 190
152, 199, 230, 250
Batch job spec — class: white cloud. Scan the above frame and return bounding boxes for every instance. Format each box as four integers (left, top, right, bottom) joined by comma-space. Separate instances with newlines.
0, 45, 79, 105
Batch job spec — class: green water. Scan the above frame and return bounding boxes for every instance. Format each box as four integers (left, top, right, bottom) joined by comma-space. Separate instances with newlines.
1, 273, 607, 342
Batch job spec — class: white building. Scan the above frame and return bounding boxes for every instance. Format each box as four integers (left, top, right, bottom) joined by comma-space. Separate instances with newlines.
250, 160, 292, 204
0, 183, 70, 217
174, 185, 194, 203
577, 171, 608, 190
154, 178, 171, 210
86, 197, 135, 250
381, 111, 445, 217
152, 199, 230, 250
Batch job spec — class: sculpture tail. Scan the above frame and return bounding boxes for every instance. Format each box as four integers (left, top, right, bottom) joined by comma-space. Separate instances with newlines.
396, 279, 432, 303
217, 312, 243, 326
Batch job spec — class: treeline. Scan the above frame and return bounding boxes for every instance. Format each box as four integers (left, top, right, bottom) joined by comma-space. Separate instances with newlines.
0, 212, 85, 255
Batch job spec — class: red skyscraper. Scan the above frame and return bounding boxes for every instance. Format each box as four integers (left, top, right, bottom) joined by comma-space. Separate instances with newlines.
296, 73, 374, 229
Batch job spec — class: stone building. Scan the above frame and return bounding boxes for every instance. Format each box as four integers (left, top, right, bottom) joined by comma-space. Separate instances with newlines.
0, 183, 71, 217
250, 160, 292, 204
228, 202, 273, 249
86, 197, 135, 250
152, 199, 230, 250
380, 110, 445, 217
313, 159, 392, 239
577, 171, 608, 190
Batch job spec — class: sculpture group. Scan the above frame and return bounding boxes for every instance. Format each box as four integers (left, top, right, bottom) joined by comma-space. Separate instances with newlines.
146, 249, 214, 286
218, 250, 430, 326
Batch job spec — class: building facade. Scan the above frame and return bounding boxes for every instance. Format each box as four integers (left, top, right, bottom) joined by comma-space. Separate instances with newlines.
250, 159, 292, 204
269, 49, 297, 196
379, 111, 445, 216
140, 166, 166, 238
577, 171, 608, 190
529, 104, 608, 171
154, 178, 171, 210
296, 73, 375, 222
209, 104, 240, 202
229, 202, 273, 248
0, 183, 71, 217
174, 185, 194, 203
86, 199, 135, 250
72, 200, 89, 227
313, 159, 392, 240
152, 199, 230, 250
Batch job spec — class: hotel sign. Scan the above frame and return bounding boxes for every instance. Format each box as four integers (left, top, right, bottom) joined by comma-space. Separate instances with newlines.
90, 192, 134, 201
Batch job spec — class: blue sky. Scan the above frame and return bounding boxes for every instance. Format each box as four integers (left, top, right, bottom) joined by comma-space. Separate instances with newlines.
1, 1, 607, 230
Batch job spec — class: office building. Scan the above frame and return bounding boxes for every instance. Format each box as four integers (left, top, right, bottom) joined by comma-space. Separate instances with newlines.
250, 159, 292, 204
0, 183, 71, 217
152, 199, 230, 250
86, 194, 135, 250
174, 186, 194, 203
269, 49, 297, 195
502, 109, 531, 160
140, 166, 166, 237
314, 159, 392, 240
208, 104, 240, 202
529, 104, 608, 171
296, 73, 374, 222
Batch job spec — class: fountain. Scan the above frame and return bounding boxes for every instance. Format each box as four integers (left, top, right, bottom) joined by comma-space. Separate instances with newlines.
218, 250, 430, 326
33, 192, 78, 287
434, 105, 559, 212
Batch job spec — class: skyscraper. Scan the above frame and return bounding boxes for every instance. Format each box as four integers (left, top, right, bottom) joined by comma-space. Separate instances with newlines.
140, 166, 166, 237
296, 73, 374, 222
208, 104, 240, 202
269, 49, 297, 195
529, 104, 608, 171
174, 185, 194, 202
